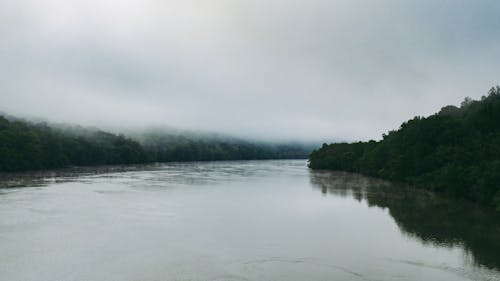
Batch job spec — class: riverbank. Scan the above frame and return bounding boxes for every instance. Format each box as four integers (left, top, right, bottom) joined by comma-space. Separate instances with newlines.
308, 89, 500, 211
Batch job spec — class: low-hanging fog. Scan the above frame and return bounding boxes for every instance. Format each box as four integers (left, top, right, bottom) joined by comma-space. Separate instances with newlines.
1, 0, 499, 142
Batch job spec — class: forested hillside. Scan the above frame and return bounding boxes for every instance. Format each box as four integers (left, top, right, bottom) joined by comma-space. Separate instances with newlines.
0, 117, 150, 171
0, 117, 311, 172
309, 87, 500, 210
135, 131, 310, 162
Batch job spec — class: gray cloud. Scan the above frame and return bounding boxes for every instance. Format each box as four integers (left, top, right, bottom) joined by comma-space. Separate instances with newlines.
1, 0, 499, 141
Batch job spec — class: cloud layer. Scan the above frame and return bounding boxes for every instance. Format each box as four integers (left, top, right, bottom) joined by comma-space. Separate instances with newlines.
1, 0, 499, 141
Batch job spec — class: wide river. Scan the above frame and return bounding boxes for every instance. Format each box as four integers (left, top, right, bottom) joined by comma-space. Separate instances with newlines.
1, 160, 500, 281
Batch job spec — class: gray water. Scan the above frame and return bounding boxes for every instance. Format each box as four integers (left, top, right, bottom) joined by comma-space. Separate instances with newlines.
1, 160, 500, 281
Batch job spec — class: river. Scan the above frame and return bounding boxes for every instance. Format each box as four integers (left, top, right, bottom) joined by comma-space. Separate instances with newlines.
1, 160, 499, 281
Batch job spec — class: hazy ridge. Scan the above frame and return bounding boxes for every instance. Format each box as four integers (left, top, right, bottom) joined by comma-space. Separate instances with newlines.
0, 115, 314, 172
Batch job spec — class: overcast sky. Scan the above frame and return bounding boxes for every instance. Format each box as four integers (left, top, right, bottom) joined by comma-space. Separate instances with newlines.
1, 0, 499, 141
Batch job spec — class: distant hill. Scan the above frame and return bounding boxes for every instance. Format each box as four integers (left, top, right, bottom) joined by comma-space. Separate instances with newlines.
309, 87, 500, 210
0, 116, 313, 172
128, 128, 315, 163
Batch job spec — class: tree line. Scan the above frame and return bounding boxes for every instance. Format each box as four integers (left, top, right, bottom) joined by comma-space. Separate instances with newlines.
309, 87, 500, 210
0, 117, 310, 172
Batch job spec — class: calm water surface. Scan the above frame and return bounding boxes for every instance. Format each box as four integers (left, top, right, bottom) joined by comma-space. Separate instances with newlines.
1, 160, 499, 281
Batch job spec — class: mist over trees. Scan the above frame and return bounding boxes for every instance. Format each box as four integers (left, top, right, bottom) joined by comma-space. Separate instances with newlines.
133, 130, 311, 162
0, 116, 149, 171
309, 87, 500, 210
0, 116, 312, 172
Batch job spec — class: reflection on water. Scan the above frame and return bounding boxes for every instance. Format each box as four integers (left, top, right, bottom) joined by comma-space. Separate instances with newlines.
0, 160, 301, 189
310, 170, 500, 270
1, 160, 500, 281
0, 164, 164, 188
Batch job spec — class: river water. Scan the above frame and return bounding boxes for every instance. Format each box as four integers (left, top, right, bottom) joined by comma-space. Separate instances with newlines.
1, 160, 499, 281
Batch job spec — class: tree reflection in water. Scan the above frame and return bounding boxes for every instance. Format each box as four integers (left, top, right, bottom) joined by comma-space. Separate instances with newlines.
309, 170, 500, 270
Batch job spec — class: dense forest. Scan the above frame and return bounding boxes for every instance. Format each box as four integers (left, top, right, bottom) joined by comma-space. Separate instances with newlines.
133, 130, 310, 162
0, 116, 311, 172
309, 87, 500, 210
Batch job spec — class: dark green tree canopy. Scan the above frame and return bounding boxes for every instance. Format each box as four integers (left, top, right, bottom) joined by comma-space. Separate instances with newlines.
0, 116, 311, 173
309, 87, 500, 210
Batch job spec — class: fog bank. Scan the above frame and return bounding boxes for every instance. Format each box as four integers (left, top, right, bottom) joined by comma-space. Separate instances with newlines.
1, 0, 499, 141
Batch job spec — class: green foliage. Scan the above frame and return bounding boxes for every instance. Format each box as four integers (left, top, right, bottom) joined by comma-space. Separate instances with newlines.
309, 87, 500, 209
136, 132, 310, 162
0, 116, 311, 172
0, 117, 150, 172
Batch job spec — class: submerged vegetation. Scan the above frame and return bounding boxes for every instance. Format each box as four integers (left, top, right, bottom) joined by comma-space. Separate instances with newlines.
309, 87, 500, 210
0, 116, 311, 172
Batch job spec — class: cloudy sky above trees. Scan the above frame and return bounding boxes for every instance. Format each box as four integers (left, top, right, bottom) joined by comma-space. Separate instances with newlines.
1, 0, 499, 141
